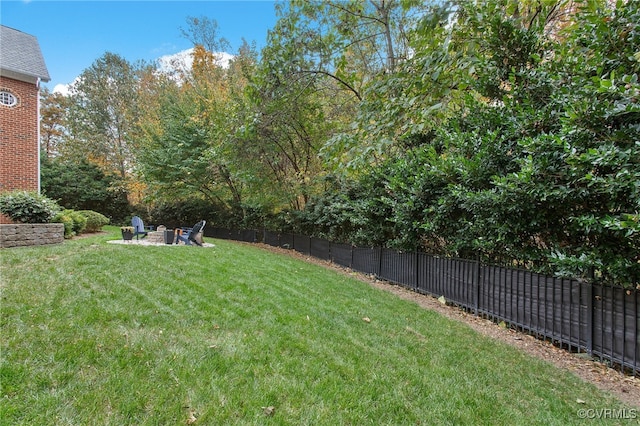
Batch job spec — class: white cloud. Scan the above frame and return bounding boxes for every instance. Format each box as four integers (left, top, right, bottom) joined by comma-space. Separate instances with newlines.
52, 75, 82, 96
157, 48, 194, 76
213, 51, 234, 69
156, 48, 234, 78
52, 49, 234, 95
52, 84, 69, 96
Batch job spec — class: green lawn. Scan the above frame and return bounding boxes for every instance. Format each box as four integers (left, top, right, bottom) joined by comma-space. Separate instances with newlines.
0, 227, 634, 425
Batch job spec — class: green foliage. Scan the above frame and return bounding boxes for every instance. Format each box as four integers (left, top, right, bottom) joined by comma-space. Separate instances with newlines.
291, 0, 640, 286
137, 197, 227, 229
77, 210, 110, 232
242, 28, 336, 210
53, 211, 75, 239
68, 210, 87, 234
53, 209, 87, 238
66, 52, 142, 178
41, 0, 638, 286
144, 197, 270, 229
139, 92, 213, 194
0, 191, 61, 224
298, 170, 429, 247
320, 1, 465, 171
41, 157, 130, 223
136, 78, 250, 215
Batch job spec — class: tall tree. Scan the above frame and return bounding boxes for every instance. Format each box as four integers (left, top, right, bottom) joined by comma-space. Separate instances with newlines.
39, 87, 69, 158
66, 52, 143, 179
136, 18, 248, 215
180, 16, 231, 53
41, 157, 129, 222
272, 0, 423, 98
265, 0, 440, 172
322, 0, 579, 171
240, 31, 334, 210
229, 0, 423, 208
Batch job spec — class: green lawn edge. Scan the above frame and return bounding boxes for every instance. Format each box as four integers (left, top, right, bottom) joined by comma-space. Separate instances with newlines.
1, 227, 636, 425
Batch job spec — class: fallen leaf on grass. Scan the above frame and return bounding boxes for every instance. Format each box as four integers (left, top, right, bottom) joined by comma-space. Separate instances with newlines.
186, 411, 198, 424
576, 399, 586, 404
262, 406, 276, 416
362, 317, 371, 323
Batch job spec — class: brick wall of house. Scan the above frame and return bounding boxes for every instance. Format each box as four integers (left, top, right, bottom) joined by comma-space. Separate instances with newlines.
0, 76, 40, 224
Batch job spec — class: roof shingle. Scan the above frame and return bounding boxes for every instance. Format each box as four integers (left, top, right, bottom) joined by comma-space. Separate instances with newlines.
0, 25, 50, 83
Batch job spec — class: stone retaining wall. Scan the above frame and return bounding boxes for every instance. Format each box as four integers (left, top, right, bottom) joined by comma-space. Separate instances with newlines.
0, 223, 65, 248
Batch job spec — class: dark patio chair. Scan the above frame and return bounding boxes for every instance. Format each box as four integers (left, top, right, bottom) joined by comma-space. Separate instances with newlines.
175, 220, 206, 246
131, 216, 149, 240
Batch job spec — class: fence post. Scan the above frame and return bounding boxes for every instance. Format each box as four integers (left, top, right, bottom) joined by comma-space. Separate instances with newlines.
350, 245, 354, 269
586, 267, 594, 356
586, 281, 593, 355
415, 251, 419, 291
475, 257, 481, 316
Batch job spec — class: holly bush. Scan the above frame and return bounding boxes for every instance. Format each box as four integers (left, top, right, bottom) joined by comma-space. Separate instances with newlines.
0, 191, 61, 224
294, 1, 640, 286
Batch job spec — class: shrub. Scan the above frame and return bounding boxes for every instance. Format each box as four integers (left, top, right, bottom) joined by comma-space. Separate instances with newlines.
53, 211, 75, 239
140, 197, 224, 229
53, 210, 90, 238
78, 210, 110, 232
0, 191, 61, 223
41, 157, 132, 223
68, 210, 87, 235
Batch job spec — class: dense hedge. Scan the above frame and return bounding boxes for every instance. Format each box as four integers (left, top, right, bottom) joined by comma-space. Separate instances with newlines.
41, 157, 130, 223
0, 191, 61, 224
290, 3, 640, 287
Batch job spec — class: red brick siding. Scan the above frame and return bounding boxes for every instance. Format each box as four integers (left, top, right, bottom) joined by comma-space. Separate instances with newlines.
0, 76, 41, 224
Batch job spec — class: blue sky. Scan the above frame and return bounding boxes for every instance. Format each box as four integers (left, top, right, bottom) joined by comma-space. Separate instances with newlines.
1, 0, 279, 92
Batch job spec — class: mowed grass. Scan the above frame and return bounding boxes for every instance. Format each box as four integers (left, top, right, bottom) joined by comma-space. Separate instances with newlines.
0, 227, 633, 425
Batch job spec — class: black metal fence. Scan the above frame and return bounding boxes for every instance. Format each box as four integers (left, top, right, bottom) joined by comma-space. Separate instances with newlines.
206, 227, 639, 375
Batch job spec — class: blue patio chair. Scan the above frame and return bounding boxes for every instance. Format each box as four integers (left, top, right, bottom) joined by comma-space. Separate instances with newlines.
131, 216, 149, 240
175, 220, 206, 246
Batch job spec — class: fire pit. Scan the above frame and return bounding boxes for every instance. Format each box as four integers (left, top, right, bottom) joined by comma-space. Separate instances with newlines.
146, 231, 166, 244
